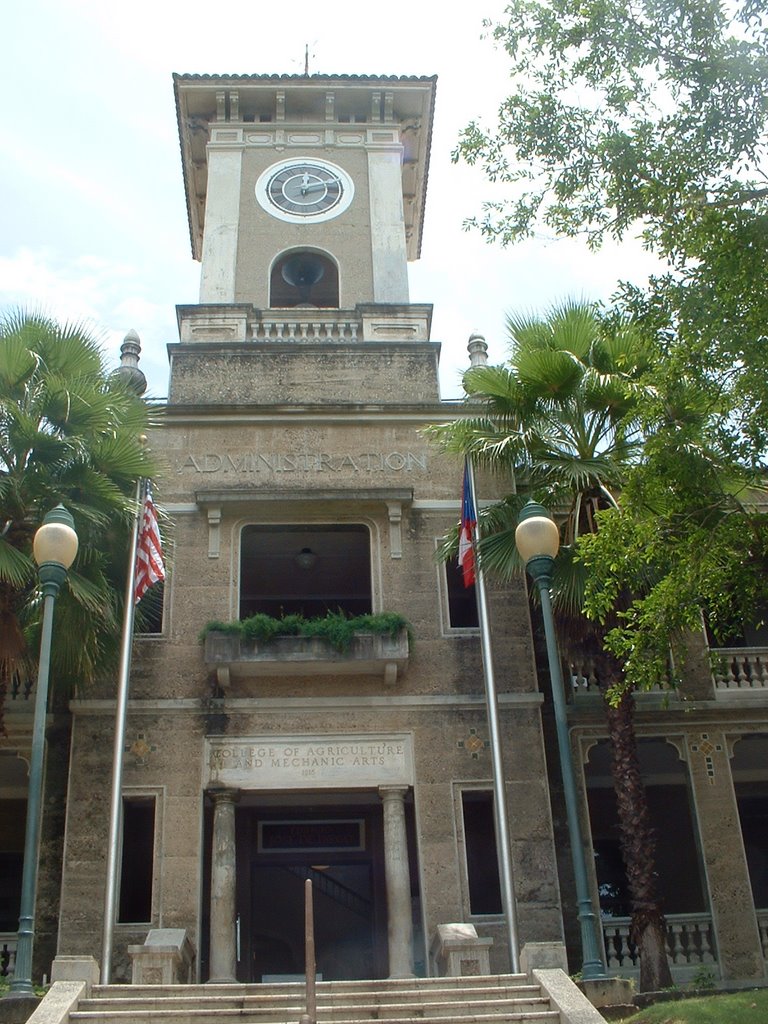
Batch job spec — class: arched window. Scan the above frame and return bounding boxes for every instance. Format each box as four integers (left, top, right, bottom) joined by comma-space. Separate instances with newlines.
269, 250, 339, 308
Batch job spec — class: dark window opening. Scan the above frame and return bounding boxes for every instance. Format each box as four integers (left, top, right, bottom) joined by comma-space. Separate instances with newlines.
240, 524, 372, 620
136, 581, 164, 634
735, 789, 768, 907
732, 734, 768, 907
0, 798, 26, 933
585, 741, 705, 918
118, 796, 155, 923
462, 791, 502, 915
270, 251, 339, 308
445, 559, 479, 628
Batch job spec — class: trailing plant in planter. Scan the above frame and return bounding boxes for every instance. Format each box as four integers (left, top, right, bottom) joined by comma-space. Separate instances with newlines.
200, 610, 412, 654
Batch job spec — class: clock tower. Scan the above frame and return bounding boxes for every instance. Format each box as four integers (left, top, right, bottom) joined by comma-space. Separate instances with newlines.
174, 74, 435, 331
54, 70, 566, 986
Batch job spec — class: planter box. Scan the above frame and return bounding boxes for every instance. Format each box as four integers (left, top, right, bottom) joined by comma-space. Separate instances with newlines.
204, 628, 409, 686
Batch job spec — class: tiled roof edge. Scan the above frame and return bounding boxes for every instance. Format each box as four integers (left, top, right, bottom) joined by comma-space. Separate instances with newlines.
172, 73, 437, 83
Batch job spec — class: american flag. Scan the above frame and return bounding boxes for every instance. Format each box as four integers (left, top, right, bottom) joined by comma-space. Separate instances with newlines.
458, 460, 477, 588
134, 483, 165, 605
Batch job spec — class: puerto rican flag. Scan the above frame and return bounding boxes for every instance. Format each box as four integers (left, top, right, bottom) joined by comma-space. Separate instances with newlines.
458, 460, 476, 588
134, 483, 165, 605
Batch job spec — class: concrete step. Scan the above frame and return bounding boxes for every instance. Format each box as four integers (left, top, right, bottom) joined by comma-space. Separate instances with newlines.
73, 996, 553, 1020
74, 975, 561, 1024
72, 1013, 561, 1024
93, 976, 533, 999
81, 985, 543, 1013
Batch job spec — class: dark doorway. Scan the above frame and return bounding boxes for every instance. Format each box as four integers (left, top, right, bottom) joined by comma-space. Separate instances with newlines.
234, 798, 389, 981
251, 861, 375, 980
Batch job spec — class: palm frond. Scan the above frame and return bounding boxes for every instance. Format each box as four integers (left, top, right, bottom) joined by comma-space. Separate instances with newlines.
0, 536, 35, 587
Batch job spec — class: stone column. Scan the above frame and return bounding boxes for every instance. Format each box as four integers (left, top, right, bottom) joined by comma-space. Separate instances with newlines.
208, 788, 240, 983
379, 785, 414, 978
686, 731, 764, 982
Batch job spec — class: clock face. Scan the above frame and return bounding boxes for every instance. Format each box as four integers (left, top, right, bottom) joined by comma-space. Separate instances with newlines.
255, 158, 354, 223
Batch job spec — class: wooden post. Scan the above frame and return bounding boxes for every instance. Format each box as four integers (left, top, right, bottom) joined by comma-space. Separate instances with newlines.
300, 878, 316, 1024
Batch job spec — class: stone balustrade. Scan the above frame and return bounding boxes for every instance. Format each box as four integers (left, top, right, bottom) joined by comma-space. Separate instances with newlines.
712, 647, 768, 693
603, 913, 716, 979
0, 933, 17, 977
253, 316, 361, 342
176, 303, 433, 347
570, 659, 670, 697
757, 909, 768, 959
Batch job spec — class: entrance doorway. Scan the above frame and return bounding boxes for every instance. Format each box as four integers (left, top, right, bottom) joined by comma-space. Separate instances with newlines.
251, 862, 375, 980
235, 796, 389, 981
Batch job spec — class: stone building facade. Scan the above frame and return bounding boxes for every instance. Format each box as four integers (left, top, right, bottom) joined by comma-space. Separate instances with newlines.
1, 71, 767, 988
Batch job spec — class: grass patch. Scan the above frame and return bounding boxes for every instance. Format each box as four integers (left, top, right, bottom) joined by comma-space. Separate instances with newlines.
618, 989, 768, 1023
200, 610, 412, 653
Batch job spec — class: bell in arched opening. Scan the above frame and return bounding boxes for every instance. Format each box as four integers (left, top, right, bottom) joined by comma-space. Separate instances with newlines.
270, 250, 339, 308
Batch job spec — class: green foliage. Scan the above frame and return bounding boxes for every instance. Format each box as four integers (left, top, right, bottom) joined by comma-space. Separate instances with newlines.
427, 300, 651, 621
457, 0, 768, 253
200, 610, 412, 653
578, 397, 768, 691
455, 0, 768, 465
690, 966, 718, 992
0, 309, 157, 700
448, 0, 768, 695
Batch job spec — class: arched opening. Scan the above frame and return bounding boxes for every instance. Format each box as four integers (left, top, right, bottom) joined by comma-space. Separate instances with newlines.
584, 738, 706, 918
270, 250, 339, 308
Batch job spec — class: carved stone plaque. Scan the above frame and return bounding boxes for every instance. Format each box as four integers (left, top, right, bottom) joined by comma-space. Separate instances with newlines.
205, 733, 413, 790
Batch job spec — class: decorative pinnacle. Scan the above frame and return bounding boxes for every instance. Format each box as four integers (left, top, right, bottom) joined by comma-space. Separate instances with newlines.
467, 331, 488, 367
116, 328, 147, 395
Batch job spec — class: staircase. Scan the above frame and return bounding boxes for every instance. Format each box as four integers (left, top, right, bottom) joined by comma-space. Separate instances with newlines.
69, 975, 566, 1024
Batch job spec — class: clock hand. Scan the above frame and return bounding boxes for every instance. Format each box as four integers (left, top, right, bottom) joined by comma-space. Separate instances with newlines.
301, 179, 336, 194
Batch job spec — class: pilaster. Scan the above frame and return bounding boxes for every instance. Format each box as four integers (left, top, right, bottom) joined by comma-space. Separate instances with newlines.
686, 731, 764, 981
199, 143, 243, 303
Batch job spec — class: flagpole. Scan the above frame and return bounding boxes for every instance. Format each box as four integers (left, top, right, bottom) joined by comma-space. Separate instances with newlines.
101, 478, 144, 985
465, 457, 521, 973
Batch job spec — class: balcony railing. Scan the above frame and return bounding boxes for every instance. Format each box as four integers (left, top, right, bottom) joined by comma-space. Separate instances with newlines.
570, 658, 671, 698
0, 933, 17, 977
603, 913, 717, 979
757, 909, 768, 960
712, 647, 768, 695
204, 628, 410, 688
253, 315, 361, 343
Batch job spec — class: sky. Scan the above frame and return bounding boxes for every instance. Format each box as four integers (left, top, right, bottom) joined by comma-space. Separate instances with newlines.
1, 0, 661, 401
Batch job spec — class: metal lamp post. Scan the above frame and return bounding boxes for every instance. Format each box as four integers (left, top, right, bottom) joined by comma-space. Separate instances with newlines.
10, 506, 78, 995
515, 501, 606, 981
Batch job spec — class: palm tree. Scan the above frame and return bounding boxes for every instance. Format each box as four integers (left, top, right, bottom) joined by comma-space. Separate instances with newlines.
0, 310, 156, 731
428, 299, 674, 991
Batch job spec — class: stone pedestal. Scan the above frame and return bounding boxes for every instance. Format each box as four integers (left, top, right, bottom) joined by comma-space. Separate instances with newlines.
208, 788, 239, 983
379, 785, 414, 978
519, 941, 568, 976
50, 955, 100, 995
431, 923, 493, 977
128, 929, 195, 985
